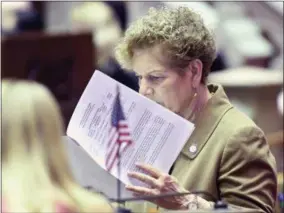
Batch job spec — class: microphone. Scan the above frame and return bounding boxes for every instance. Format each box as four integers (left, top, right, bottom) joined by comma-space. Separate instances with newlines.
109, 190, 228, 212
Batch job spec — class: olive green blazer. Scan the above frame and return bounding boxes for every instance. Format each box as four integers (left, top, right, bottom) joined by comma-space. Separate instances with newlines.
125, 84, 277, 213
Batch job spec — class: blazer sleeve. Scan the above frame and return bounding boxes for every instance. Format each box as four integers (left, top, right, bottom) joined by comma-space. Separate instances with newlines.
219, 126, 277, 213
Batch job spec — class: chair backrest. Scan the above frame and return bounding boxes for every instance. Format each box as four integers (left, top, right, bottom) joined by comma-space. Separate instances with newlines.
1, 31, 94, 126
2, 31, 94, 98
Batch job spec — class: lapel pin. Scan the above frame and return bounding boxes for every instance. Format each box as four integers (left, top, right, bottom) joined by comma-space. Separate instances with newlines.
189, 144, 197, 153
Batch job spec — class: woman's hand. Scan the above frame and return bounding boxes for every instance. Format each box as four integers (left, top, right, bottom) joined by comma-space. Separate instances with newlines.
126, 163, 191, 210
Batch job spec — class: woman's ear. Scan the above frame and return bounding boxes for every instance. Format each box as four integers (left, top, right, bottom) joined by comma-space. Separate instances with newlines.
189, 59, 203, 88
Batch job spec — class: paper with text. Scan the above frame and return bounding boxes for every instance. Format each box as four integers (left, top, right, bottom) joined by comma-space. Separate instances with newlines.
67, 70, 195, 187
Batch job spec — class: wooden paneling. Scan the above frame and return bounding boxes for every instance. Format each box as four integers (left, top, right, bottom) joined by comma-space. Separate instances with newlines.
1, 31, 94, 127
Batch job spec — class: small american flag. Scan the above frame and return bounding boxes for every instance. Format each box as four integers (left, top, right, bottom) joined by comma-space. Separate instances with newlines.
105, 86, 133, 172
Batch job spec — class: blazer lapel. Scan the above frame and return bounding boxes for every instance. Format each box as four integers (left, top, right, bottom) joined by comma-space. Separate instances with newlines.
180, 84, 233, 160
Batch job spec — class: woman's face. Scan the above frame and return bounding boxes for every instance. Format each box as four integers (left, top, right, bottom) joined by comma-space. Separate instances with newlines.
132, 47, 196, 115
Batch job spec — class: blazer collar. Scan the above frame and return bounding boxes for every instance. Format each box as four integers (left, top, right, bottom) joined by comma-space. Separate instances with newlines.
181, 84, 233, 159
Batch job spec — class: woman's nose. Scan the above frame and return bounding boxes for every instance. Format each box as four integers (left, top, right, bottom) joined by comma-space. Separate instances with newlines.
139, 79, 153, 96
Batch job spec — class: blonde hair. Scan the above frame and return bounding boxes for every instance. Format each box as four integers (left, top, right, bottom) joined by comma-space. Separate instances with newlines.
2, 79, 113, 213
115, 6, 216, 83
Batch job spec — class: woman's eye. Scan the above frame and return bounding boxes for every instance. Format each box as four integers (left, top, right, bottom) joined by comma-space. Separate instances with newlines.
147, 76, 165, 83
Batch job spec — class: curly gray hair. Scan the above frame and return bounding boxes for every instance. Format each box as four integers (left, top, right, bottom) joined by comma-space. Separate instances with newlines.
115, 6, 216, 84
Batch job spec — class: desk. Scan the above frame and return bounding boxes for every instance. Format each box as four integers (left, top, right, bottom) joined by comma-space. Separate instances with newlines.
208, 67, 283, 134
165, 209, 261, 213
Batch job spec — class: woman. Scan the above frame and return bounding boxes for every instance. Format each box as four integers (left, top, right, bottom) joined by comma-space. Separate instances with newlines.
2, 79, 113, 213
114, 6, 277, 213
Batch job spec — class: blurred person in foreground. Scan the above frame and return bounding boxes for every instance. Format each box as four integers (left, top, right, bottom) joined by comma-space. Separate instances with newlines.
1, 79, 113, 213
114, 6, 277, 213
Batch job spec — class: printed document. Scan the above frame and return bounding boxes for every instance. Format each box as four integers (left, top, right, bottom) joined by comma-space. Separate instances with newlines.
66, 70, 195, 196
